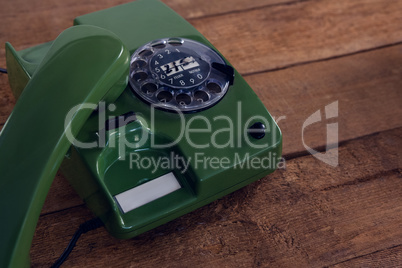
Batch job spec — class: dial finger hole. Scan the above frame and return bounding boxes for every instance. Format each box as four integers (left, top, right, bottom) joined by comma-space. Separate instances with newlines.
206, 82, 222, 93
139, 49, 153, 57
168, 38, 183, 46
132, 72, 148, 82
141, 83, 158, 95
131, 59, 147, 69
194, 90, 209, 103
157, 91, 173, 103
176, 93, 192, 106
151, 41, 166, 49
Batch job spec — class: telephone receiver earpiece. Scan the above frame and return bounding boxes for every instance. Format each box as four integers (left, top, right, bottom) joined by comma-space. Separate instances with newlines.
0, 25, 129, 268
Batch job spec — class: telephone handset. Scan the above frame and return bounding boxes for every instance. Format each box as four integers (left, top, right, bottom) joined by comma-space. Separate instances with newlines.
0, 0, 282, 267
0, 25, 129, 267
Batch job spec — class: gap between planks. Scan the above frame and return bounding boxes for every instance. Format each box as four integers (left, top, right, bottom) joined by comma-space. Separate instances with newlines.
329, 244, 402, 267
178, 0, 313, 21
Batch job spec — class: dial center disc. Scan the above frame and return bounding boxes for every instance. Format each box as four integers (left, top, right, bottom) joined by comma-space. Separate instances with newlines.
150, 49, 210, 88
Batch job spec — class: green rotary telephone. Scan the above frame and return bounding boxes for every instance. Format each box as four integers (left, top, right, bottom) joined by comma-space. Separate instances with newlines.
0, 1, 282, 267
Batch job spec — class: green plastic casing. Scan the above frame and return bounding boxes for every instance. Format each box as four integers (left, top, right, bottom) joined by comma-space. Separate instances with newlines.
1, 0, 281, 267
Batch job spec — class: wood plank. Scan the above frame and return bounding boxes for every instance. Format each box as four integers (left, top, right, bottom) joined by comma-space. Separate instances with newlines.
246, 44, 402, 156
31, 127, 402, 267
190, 0, 402, 74
331, 245, 402, 268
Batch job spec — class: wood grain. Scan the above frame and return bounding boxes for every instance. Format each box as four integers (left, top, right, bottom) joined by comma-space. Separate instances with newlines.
190, 0, 402, 74
31, 127, 402, 267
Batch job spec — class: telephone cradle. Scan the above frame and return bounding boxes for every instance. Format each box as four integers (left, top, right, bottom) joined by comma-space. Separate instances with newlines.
0, 0, 282, 267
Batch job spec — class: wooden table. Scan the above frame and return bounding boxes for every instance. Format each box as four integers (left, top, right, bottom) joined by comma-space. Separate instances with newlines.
1, 0, 401, 267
